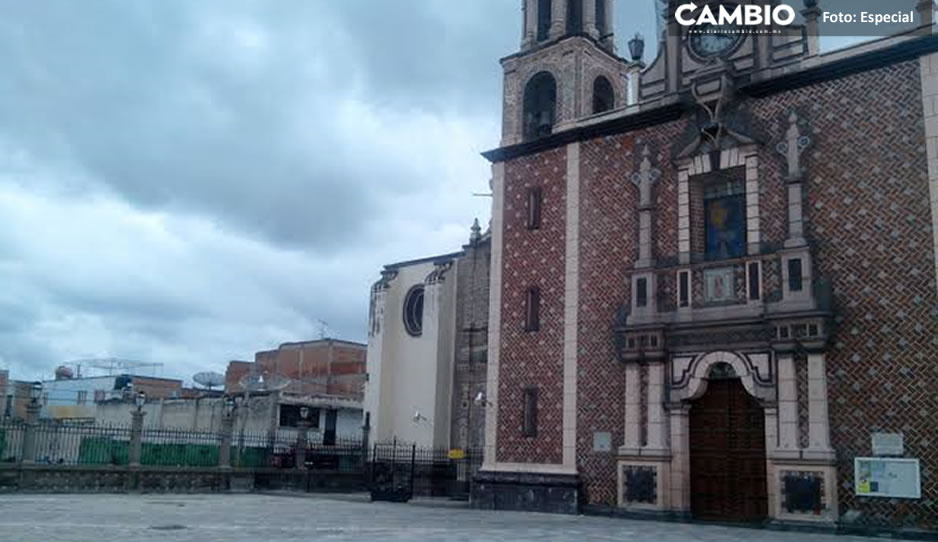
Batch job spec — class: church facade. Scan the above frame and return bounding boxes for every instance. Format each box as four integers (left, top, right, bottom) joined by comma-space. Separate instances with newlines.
365, 221, 490, 452
473, 0, 938, 531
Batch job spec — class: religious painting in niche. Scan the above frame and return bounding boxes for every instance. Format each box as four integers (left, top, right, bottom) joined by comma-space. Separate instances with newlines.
704, 178, 746, 259
703, 267, 734, 303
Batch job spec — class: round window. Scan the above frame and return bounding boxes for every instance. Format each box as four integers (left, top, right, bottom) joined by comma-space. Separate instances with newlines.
403, 285, 425, 337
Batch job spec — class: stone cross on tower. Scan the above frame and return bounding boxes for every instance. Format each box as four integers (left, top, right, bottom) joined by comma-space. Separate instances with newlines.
776, 111, 812, 248
631, 145, 661, 207
776, 111, 812, 181
631, 145, 661, 268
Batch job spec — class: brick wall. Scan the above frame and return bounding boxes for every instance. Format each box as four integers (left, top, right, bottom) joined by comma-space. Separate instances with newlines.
575, 121, 684, 504
227, 341, 366, 400
497, 147, 567, 465
494, 56, 938, 526
749, 59, 938, 527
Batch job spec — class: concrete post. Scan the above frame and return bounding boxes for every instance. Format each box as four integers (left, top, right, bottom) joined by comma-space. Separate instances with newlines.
361, 416, 371, 469
295, 421, 311, 470
21, 401, 41, 464
129, 410, 146, 467
219, 413, 234, 469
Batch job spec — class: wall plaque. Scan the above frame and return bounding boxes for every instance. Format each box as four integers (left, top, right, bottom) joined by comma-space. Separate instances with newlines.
871, 432, 904, 456
855, 457, 921, 499
593, 431, 612, 452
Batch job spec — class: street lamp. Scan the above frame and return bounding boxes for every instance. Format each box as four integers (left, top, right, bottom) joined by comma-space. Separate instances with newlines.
134, 390, 146, 411
299, 406, 310, 421
628, 33, 645, 63
29, 381, 42, 404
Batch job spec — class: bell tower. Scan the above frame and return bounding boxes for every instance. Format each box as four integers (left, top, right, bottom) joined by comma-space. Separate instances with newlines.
501, 0, 642, 146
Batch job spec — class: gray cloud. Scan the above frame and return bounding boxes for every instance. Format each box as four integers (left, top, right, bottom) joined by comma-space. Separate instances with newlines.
0, 1, 770, 381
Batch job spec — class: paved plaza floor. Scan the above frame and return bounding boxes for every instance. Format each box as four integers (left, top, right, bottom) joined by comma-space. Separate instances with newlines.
0, 493, 879, 542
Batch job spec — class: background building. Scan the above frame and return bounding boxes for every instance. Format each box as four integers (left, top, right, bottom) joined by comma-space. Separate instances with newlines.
474, 0, 938, 532
365, 221, 490, 450
225, 338, 366, 400
40, 373, 184, 420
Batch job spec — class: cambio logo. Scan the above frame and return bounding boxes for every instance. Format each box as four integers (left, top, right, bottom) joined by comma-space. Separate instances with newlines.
675, 2, 796, 27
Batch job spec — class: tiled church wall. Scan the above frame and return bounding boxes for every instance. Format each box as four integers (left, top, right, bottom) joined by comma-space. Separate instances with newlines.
575, 120, 684, 504
495, 55, 937, 526
497, 147, 568, 465
751, 59, 938, 528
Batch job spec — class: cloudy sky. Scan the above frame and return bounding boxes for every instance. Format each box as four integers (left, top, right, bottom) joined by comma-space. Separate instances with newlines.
0, 1, 660, 382
0, 1, 863, 383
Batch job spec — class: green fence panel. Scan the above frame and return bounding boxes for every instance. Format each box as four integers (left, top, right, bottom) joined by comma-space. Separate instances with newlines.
141, 443, 219, 467
235, 446, 271, 468
78, 437, 129, 465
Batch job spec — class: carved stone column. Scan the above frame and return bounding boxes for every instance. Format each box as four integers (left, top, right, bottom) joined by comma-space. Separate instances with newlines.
601, 0, 616, 51
583, 0, 599, 39
775, 353, 800, 457
777, 111, 811, 249
549, 0, 568, 39
523, 0, 536, 49
621, 363, 642, 454
801, 5, 821, 56
804, 352, 835, 461
631, 146, 660, 319
644, 362, 669, 454
668, 405, 691, 512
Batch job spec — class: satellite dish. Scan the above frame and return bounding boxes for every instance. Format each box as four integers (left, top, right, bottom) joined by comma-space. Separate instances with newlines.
193, 371, 225, 389
239, 371, 291, 392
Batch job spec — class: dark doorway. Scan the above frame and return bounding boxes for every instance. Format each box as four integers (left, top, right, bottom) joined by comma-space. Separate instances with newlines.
689, 376, 767, 523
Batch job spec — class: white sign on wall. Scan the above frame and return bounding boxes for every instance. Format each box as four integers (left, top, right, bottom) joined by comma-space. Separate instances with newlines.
855, 457, 921, 499
593, 432, 612, 453
871, 432, 904, 456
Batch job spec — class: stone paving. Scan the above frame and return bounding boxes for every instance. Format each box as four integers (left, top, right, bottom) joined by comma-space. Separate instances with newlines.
0, 493, 879, 542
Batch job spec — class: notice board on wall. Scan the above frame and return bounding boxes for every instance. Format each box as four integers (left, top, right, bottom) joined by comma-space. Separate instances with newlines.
854, 457, 921, 499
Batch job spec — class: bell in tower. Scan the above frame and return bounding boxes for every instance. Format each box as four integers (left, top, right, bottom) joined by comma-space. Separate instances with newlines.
503, 0, 643, 146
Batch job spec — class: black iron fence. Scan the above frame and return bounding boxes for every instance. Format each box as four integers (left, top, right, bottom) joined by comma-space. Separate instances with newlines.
0, 418, 482, 498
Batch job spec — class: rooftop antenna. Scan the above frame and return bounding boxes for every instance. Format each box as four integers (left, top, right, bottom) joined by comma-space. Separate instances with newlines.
315, 319, 332, 340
